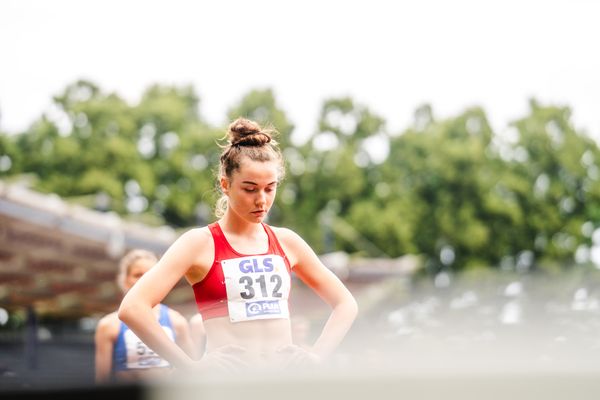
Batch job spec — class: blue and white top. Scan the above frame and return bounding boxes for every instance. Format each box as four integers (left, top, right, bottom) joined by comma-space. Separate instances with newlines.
113, 304, 175, 371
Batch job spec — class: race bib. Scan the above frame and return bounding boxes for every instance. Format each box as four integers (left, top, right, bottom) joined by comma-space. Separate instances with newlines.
124, 326, 174, 369
221, 255, 291, 323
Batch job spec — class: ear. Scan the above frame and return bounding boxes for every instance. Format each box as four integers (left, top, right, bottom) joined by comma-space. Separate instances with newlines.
220, 176, 229, 194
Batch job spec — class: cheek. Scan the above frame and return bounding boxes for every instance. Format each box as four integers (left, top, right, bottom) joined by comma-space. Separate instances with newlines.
123, 278, 134, 289
231, 193, 251, 207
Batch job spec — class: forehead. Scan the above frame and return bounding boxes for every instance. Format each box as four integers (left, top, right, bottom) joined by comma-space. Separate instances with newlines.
234, 158, 279, 182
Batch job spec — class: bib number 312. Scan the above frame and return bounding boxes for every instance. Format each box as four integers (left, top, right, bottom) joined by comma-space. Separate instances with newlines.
222, 254, 291, 322
239, 274, 283, 299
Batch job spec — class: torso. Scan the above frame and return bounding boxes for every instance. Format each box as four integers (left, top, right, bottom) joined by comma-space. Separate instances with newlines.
186, 222, 295, 361
203, 317, 293, 364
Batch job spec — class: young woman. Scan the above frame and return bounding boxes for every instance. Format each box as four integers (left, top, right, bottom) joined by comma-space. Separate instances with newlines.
95, 249, 194, 383
118, 118, 358, 372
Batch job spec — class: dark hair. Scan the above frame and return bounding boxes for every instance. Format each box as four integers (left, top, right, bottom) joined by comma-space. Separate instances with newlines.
216, 117, 284, 217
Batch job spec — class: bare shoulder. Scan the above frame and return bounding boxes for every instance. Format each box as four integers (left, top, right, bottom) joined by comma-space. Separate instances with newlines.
165, 226, 214, 265
178, 226, 212, 245
97, 311, 120, 326
269, 226, 315, 267
95, 311, 120, 338
269, 226, 304, 245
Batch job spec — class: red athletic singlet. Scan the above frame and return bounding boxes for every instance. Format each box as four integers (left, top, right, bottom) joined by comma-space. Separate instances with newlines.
193, 222, 292, 321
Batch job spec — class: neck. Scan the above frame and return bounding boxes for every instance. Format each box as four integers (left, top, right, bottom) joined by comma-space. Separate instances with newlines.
219, 212, 263, 236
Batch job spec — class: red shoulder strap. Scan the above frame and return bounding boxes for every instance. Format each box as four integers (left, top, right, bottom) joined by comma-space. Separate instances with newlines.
208, 222, 227, 261
262, 223, 290, 268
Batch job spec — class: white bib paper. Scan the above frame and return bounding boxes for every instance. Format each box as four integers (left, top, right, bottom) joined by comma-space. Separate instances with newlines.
124, 326, 174, 369
221, 254, 291, 323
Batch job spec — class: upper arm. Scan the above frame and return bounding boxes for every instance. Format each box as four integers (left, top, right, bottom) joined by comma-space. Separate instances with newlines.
278, 228, 355, 309
121, 228, 211, 308
94, 316, 116, 383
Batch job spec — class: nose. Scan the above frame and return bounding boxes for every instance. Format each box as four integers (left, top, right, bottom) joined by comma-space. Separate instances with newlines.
256, 190, 266, 206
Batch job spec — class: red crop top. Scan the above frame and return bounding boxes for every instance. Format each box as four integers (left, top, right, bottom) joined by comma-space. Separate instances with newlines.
192, 222, 292, 320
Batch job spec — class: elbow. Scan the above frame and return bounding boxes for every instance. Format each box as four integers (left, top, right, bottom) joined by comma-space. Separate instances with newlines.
117, 304, 128, 324
336, 294, 358, 320
117, 297, 136, 325
118, 292, 154, 325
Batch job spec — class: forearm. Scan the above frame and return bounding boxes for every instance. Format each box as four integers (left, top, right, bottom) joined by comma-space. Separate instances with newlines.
311, 298, 358, 358
118, 302, 194, 369
94, 359, 110, 384
94, 357, 111, 384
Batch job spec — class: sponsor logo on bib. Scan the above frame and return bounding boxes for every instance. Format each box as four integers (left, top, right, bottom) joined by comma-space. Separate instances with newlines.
239, 257, 275, 273
246, 300, 281, 317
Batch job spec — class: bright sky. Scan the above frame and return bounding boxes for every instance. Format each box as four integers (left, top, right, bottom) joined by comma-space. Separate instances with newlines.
1, 0, 599, 145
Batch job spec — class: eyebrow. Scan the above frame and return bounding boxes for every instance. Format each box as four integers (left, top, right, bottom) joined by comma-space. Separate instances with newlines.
242, 181, 278, 186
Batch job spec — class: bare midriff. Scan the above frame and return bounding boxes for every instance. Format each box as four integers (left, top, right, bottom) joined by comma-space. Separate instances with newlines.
203, 316, 293, 363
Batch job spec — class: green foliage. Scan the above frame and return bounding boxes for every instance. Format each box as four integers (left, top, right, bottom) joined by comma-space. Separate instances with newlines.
278, 97, 387, 253
9, 80, 221, 226
0, 129, 21, 175
4, 81, 600, 273
506, 100, 600, 266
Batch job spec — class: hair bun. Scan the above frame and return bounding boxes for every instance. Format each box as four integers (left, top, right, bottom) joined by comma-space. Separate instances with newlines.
229, 118, 272, 147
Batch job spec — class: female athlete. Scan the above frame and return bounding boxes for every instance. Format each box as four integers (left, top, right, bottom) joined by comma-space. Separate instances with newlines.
118, 118, 358, 372
95, 249, 193, 382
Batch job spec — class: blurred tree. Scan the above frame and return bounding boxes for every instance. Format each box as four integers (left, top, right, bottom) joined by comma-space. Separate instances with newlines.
505, 100, 600, 269
373, 101, 600, 272
4, 80, 600, 273
0, 128, 20, 176
287, 97, 387, 254
378, 106, 499, 271
11, 80, 222, 227
133, 84, 221, 226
